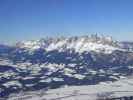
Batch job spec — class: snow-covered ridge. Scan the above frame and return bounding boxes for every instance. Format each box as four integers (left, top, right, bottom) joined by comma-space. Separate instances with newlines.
15, 35, 122, 54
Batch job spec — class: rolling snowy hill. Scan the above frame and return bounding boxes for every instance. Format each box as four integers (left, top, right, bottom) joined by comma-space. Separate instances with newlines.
8, 78, 133, 100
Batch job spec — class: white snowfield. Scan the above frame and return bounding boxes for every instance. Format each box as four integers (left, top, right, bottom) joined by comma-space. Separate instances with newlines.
8, 78, 133, 100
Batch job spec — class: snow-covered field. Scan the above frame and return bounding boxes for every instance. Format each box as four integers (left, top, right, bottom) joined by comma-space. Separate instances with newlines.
8, 78, 133, 100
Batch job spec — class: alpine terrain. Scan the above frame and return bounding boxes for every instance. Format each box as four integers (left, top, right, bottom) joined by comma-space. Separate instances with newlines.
0, 35, 133, 100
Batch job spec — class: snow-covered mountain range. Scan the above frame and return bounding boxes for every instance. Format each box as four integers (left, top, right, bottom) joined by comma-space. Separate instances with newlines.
0, 35, 133, 99
16, 35, 119, 54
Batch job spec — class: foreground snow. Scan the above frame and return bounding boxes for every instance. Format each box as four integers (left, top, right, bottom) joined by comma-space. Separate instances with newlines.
8, 78, 133, 100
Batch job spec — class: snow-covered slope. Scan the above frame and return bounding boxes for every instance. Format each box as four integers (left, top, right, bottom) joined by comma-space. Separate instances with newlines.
8, 78, 133, 100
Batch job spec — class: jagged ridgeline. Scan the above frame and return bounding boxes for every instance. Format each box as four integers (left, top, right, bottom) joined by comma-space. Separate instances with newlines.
16, 34, 118, 50
0, 34, 133, 98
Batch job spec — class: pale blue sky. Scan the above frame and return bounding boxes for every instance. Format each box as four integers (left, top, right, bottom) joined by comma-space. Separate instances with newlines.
0, 0, 133, 44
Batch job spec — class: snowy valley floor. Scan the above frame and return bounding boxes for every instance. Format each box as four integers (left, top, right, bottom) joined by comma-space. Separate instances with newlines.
7, 78, 133, 100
